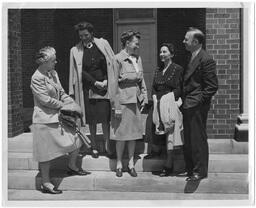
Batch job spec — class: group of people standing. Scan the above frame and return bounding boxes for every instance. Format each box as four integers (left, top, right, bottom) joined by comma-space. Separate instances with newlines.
30, 21, 218, 194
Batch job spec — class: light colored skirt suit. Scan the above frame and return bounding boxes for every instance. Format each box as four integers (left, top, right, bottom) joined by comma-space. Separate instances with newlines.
110, 50, 148, 141
32, 123, 81, 162
31, 69, 82, 162
112, 103, 143, 141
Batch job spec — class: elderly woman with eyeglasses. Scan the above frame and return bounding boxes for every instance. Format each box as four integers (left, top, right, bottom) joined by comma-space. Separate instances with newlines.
111, 30, 148, 177
31, 46, 90, 194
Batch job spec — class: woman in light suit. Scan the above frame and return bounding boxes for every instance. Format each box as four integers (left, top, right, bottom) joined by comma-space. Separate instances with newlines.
111, 30, 148, 177
31, 46, 90, 194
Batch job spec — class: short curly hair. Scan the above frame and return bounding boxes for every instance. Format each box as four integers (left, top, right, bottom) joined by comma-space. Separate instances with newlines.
74, 21, 94, 34
120, 30, 141, 48
35, 46, 56, 65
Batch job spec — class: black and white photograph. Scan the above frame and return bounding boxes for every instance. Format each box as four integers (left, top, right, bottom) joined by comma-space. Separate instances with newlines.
1, 1, 255, 207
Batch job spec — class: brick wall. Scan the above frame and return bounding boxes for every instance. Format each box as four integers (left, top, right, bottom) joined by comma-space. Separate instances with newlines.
22, 10, 56, 109
8, 9, 23, 137
206, 8, 241, 139
21, 10, 56, 131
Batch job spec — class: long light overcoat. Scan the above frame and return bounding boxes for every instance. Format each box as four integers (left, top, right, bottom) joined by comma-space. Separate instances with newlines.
69, 38, 116, 125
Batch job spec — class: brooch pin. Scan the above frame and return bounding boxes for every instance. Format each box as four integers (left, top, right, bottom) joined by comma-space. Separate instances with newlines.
86, 42, 93, 49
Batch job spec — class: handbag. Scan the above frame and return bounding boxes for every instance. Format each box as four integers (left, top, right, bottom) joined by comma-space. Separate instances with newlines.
59, 108, 91, 149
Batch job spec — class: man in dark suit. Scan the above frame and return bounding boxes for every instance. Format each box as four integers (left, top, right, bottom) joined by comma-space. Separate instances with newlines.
181, 27, 218, 181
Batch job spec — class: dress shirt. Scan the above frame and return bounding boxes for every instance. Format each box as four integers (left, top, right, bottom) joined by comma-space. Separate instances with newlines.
190, 47, 202, 63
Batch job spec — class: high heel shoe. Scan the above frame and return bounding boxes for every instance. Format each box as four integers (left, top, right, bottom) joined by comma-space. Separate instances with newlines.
144, 151, 161, 159
127, 167, 137, 177
41, 184, 62, 194
116, 168, 123, 177
91, 149, 99, 158
159, 166, 173, 177
67, 167, 91, 176
106, 152, 116, 159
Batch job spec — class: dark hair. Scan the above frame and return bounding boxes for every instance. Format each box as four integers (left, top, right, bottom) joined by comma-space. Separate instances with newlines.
120, 30, 141, 48
160, 43, 175, 55
159, 43, 175, 69
74, 21, 94, 34
188, 27, 205, 44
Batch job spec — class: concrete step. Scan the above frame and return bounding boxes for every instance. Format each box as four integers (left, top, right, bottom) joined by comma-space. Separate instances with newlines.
8, 170, 248, 194
8, 153, 248, 173
8, 133, 248, 154
8, 189, 249, 200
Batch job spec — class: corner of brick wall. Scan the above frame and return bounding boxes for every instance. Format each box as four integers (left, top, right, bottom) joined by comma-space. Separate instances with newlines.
206, 8, 240, 139
8, 9, 24, 137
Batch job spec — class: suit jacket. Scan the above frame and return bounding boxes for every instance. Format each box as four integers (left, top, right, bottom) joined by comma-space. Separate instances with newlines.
182, 49, 218, 109
113, 50, 148, 108
31, 69, 73, 124
69, 38, 115, 124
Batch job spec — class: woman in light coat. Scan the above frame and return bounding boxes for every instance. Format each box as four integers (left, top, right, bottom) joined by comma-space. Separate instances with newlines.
69, 22, 116, 158
31, 46, 89, 194
111, 30, 148, 177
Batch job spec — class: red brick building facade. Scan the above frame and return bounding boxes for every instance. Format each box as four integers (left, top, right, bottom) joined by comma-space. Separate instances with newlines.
8, 8, 246, 140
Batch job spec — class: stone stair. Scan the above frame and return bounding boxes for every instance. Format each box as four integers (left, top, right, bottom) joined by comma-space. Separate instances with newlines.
7, 133, 249, 201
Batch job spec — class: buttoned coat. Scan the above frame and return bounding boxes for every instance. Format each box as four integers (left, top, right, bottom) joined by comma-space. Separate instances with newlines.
182, 49, 218, 109
69, 38, 115, 124
112, 50, 148, 110
31, 69, 73, 124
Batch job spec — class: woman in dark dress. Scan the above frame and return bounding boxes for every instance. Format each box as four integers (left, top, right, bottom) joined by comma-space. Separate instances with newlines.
151, 43, 184, 176
71, 22, 115, 158
82, 39, 110, 158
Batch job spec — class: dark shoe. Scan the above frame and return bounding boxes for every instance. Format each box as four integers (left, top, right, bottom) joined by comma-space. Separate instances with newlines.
177, 171, 193, 177
107, 153, 116, 159
91, 149, 99, 158
127, 167, 137, 177
155, 130, 166, 135
67, 167, 91, 176
159, 167, 173, 177
116, 168, 123, 177
144, 151, 161, 159
186, 173, 207, 181
41, 184, 62, 194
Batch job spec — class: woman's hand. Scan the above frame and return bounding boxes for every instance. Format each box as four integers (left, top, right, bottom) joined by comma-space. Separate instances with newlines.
102, 80, 108, 90
94, 81, 105, 89
114, 109, 122, 119
140, 99, 147, 113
